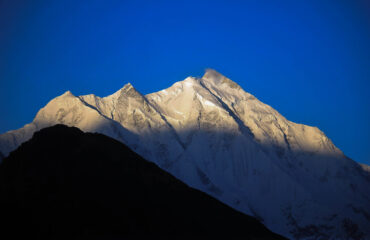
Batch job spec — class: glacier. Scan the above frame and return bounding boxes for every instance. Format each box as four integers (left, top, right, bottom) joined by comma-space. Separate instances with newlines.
0, 69, 369, 239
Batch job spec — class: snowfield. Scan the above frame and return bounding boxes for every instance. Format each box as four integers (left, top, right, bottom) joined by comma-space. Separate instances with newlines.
1, 69, 369, 239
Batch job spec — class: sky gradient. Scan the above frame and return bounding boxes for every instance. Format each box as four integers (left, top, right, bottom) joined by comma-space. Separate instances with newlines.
0, 0, 369, 164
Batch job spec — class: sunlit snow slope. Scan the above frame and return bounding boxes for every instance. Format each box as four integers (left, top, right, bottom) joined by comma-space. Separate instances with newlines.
1, 69, 369, 239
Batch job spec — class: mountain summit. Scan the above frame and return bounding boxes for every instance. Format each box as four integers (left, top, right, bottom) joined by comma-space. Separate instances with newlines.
203, 68, 241, 89
0, 69, 369, 239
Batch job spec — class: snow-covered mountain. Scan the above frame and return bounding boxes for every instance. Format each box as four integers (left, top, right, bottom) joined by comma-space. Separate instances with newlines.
1, 69, 369, 239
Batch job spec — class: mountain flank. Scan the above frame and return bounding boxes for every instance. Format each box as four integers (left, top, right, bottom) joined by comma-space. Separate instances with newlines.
0, 69, 369, 238
0, 124, 286, 239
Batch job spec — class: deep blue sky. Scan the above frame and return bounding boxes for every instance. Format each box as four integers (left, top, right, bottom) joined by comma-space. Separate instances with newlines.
0, 0, 369, 164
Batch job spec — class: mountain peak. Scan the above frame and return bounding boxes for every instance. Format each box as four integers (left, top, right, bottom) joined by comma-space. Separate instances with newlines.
181, 76, 200, 87
61, 90, 74, 97
120, 82, 143, 98
1, 70, 369, 239
202, 69, 240, 89
106, 83, 143, 101
202, 69, 224, 79
122, 82, 133, 91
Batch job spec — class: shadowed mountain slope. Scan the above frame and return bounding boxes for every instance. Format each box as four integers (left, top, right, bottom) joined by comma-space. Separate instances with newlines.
0, 124, 286, 239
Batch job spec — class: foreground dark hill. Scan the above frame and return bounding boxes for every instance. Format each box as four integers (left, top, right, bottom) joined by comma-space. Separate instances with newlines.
0, 125, 285, 239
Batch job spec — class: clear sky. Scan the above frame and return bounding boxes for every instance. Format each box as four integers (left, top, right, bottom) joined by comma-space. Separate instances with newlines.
0, 0, 369, 164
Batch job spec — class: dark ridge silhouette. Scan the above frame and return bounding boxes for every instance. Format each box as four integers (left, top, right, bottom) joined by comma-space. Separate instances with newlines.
0, 124, 286, 240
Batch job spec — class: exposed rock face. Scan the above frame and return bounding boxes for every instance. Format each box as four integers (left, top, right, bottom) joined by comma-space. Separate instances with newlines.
1, 69, 369, 239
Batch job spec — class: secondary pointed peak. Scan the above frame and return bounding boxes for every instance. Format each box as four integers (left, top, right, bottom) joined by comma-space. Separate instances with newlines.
116, 82, 144, 99
61, 90, 75, 97
202, 69, 241, 90
202, 68, 225, 79
121, 82, 134, 91
103, 83, 139, 101
181, 76, 200, 86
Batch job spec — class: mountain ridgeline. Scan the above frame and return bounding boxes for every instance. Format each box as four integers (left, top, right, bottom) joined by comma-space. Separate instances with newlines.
0, 69, 369, 239
0, 125, 286, 239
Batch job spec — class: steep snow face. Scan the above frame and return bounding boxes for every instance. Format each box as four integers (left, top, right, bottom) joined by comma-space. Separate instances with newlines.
146, 71, 370, 239
146, 76, 314, 231
0, 91, 136, 158
78, 83, 184, 167
202, 69, 339, 155
0, 69, 369, 239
